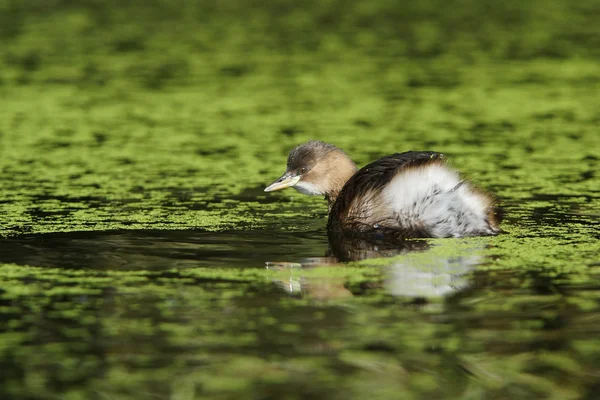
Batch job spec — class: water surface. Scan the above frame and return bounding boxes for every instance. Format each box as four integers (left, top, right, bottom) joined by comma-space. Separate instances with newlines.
1, 1, 599, 399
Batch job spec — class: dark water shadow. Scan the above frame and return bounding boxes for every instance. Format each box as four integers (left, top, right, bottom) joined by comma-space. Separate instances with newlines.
0, 229, 329, 271
0, 226, 501, 302
326, 230, 430, 261
0, 228, 487, 299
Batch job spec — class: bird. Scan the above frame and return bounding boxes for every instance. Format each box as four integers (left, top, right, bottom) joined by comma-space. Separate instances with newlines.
264, 140, 502, 239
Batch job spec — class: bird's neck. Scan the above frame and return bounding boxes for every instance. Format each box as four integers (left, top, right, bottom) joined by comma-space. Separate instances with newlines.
325, 182, 345, 209
323, 155, 357, 209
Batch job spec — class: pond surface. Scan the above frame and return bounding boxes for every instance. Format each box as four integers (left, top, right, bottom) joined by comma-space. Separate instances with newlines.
1, 1, 600, 399
1, 225, 599, 400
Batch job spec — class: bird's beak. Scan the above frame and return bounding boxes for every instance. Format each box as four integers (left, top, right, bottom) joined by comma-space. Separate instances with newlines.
264, 172, 301, 192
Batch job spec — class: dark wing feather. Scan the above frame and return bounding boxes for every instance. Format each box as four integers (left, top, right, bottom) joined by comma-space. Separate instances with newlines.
328, 151, 444, 234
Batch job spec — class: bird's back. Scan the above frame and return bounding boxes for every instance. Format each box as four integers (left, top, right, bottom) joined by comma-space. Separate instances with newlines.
328, 151, 500, 238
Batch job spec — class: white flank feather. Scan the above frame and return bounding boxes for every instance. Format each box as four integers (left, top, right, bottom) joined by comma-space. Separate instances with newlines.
379, 163, 494, 237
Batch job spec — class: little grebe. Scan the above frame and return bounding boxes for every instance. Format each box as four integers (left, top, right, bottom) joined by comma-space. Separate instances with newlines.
265, 141, 501, 238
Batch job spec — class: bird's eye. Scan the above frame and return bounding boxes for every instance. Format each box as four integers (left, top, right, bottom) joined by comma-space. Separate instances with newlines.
299, 167, 307, 174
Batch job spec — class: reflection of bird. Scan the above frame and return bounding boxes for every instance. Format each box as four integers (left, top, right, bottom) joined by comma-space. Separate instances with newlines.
265, 260, 353, 300
326, 230, 430, 262
385, 246, 483, 298
266, 240, 484, 299
265, 140, 502, 238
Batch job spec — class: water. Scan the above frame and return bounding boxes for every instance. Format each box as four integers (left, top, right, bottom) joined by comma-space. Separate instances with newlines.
1, 1, 600, 399
0, 229, 329, 271
1, 223, 598, 399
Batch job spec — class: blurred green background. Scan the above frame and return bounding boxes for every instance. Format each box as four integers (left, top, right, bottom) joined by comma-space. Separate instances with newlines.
0, 0, 599, 235
0, 1, 599, 399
